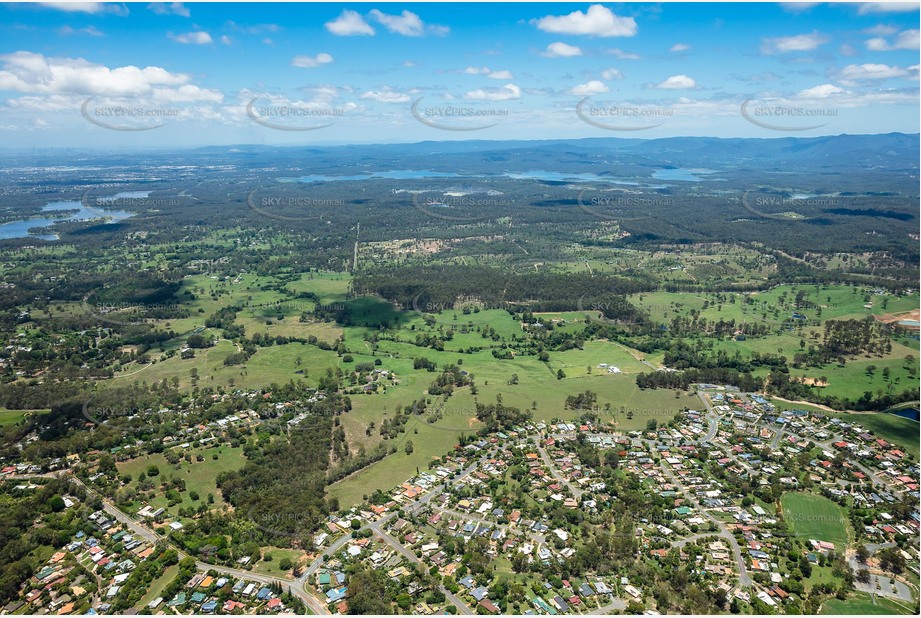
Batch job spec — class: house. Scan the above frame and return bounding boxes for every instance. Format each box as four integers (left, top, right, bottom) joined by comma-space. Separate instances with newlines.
478, 599, 500, 614
326, 587, 347, 603
471, 587, 489, 601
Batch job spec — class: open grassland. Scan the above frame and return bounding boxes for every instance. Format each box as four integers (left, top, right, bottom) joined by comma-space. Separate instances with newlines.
820, 591, 917, 615
116, 445, 246, 517
250, 547, 305, 579
629, 284, 920, 404
781, 492, 851, 550
834, 412, 919, 460
135, 564, 179, 609
0, 408, 47, 427
630, 285, 919, 325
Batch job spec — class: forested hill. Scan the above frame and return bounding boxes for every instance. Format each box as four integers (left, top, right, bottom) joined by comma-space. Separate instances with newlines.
4, 133, 917, 174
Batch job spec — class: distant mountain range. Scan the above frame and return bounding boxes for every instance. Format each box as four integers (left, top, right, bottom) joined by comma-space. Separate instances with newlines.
3, 133, 917, 174
191, 133, 919, 173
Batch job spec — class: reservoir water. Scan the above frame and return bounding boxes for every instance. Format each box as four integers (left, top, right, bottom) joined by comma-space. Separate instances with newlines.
0, 194, 137, 240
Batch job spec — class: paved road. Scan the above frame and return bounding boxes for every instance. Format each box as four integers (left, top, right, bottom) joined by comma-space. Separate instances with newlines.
16, 474, 332, 615
537, 445, 584, 498
368, 519, 473, 615
587, 596, 627, 614
299, 462, 480, 615
696, 391, 720, 444
769, 428, 786, 449
658, 463, 752, 587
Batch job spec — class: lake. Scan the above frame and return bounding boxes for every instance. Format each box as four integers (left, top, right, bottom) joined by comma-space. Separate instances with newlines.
282, 169, 664, 186
0, 195, 137, 241
651, 168, 719, 182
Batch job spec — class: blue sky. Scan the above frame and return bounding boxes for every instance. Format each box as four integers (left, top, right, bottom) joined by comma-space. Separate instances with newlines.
0, 2, 918, 147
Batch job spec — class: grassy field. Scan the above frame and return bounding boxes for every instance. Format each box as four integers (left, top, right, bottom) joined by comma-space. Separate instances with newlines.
781, 492, 851, 549
834, 412, 920, 460
116, 445, 246, 517
820, 591, 917, 615
630, 284, 920, 404
0, 408, 47, 427
251, 547, 306, 579
135, 564, 179, 609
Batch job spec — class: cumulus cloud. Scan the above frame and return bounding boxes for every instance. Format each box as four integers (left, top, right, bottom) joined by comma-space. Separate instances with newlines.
866, 29, 920, 50
569, 80, 609, 95
223, 21, 281, 35
168, 31, 212, 45
761, 31, 828, 54
606, 48, 641, 60
863, 25, 899, 36
148, 2, 189, 17
369, 9, 423, 36
601, 67, 623, 80
0, 51, 222, 104
325, 10, 374, 36
840, 63, 911, 81
367, 9, 447, 37
360, 89, 410, 103
541, 42, 583, 57
670, 43, 690, 52
655, 74, 696, 89
291, 53, 333, 68
858, 2, 920, 14
779, 2, 820, 13
464, 83, 521, 101
798, 83, 845, 98
39, 2, 127, 14
532, 4, 637, 37
463, 66, 514, 79
57, 25, 104, 36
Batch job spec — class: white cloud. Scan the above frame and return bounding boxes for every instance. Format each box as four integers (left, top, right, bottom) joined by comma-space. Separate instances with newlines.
148, 2, 189, 17
541, 42, 583, 58
223, 21, 281, 35
368, 9, 450, 37
291, 53, 333, 68
402, 60, 416, 67
168, 31, 212, 45
463, 66, 514, 79
858, 2, 920, 14
606, 48, 641, 60
532, 4, 637, 38
866, 29, 920, 50
798, 83, 844, 98
841, 63, 910, 80
0, 51, 222, 103
891, 30, 917, 49
369, 9, 422, 36
761, 31, 828, 54
57, 25, 104, 36
670, 43, 690, 52
464, 83, 521, 101
360, 89, 410, 103
655, 74, 696, 89
863, 24, 898, 36
569, 80, 609, 95
39, 2, 126, 14
325, 10, 374, 36
779, 2, 820, 13
220, 35, 231, 45
601, 67, 623, 80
